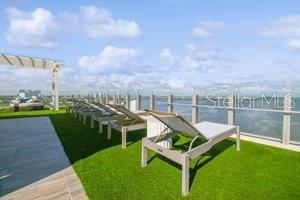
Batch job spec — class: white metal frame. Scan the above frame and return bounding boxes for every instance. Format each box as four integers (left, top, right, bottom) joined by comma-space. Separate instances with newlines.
141, 111, 240, 196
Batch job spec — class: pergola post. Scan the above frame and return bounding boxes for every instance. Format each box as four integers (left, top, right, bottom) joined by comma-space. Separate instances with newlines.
0, 54, 63, 112
52, 64, 59, 110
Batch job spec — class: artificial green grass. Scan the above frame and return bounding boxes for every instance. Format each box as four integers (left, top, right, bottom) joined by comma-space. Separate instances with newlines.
1, 110, 300, 199
0, 108, 65, 119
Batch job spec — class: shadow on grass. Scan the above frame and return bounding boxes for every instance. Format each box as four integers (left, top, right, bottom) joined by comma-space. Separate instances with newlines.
147, 134, 235, 190
49, 112, 146, 164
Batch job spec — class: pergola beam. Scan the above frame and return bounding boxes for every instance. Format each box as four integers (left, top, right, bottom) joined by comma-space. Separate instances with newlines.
16, 55, 24, 66
42, 59, 46, 69
1, 54, 13, 65
30, 57, 35, 68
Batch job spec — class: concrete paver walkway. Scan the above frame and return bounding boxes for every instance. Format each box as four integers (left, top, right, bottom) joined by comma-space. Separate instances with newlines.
0, 117, 86, 200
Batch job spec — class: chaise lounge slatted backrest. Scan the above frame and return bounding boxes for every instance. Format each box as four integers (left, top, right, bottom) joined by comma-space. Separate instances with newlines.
147, 110, 207, 139
108, 104, 144, 121
92, 102, 118, 116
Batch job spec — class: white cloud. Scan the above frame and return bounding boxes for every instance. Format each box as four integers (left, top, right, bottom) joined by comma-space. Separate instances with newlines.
160, 43, 224, 72
261, 14, 300, 51
287, 39, 300, 50
63, 5, 142, 38
6, 7, 59, 49
160, 48, 175, 65
168, 78, 187, 89
78, 45, 140, 73
192, 20, 224, 38
192, 28, 212, 38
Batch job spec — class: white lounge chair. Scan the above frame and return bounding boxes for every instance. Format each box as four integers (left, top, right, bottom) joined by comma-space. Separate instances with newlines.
89, 102, 123, 133
106, 104, 147, 148
141, 110, 240, 196
67, 100, 100, 124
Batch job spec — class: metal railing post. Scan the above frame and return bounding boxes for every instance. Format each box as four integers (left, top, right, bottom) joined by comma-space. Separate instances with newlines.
113, 95, 117, 104
126, 94, 130, 109
150, 94, 155, 110
136, 90, 141, 110
118, 94, 122, 105
168, 94, 173, 113
100, 92, 103, 104
282, 94, 292, 145
93, 93, 97, 103
192, 95, 199, 124
105, 92, 109, 105
228, 94, 236, 125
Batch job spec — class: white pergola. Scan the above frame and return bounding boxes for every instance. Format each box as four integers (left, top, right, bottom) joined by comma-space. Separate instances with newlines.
0, 53, 63, 110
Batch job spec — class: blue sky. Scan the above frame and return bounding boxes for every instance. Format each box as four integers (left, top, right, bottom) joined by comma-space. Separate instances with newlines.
0, 0, 300, 95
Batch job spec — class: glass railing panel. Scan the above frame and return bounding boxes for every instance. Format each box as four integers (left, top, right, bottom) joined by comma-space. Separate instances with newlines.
155, 96, 167, 112
291, 97, 300, 142
236, 110, 283, 139
173, 96, 192, 122
141, 96, 150, 110
199, 107, 227, 124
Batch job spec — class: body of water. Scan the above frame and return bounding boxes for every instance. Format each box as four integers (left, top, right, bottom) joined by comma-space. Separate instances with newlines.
1, 95, 299, 142
140, 96, 300, 142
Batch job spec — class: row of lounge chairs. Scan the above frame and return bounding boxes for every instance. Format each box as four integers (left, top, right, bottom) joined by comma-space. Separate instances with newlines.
67, 100, 147, 148
66, 100, 240, 196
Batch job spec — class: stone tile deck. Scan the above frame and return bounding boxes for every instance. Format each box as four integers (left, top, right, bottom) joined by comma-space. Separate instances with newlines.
0, 117, 86, 200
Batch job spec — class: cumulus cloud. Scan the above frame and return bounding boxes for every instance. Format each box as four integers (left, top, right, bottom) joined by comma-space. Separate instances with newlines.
0, 66, 52, 95
168, 78, 187, 89
6, 7, 59, 49
160, 43, 224, 72
160, 48, 175, 65
192, 20, 224, 38
5, 5, 142, 49
63, 5, 142, 38
78, 45, 140, 73
261, 14, 300, 51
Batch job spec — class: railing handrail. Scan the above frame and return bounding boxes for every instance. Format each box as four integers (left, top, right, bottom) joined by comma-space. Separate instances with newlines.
155, 101, 300, 114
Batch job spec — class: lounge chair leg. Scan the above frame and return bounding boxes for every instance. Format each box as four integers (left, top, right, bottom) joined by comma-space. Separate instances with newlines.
182, 154, 189, 196
83, 114, 86, 124
99, 120, 103, 133
121, 127, 127, 148
236, 126, 240, 151
141, 139, 147, 167
107, 127, 111, 140
91, 116, 94, 129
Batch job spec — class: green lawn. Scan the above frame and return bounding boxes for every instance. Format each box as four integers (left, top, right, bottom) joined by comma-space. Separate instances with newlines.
1, 110, 300, 199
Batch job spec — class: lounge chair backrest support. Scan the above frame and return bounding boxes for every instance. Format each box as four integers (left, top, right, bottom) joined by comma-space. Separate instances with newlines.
108, 104, 144, 121
147, 110, 206, 139
92, 102, 117, 115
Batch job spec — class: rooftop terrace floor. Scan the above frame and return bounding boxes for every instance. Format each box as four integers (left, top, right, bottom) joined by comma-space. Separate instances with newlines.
0, 109, 299, 199
0, 116, 86, 199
